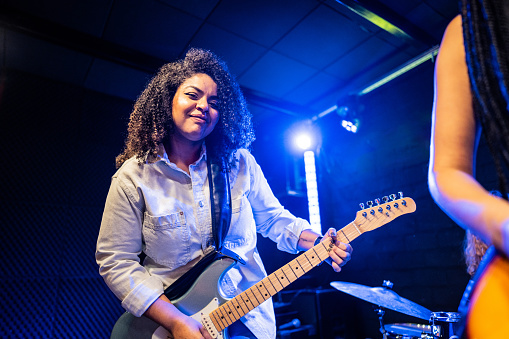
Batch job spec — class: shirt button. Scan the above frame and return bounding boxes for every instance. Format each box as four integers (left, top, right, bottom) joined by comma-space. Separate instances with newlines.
199, 201, 204, 207
179, 211, 183, 215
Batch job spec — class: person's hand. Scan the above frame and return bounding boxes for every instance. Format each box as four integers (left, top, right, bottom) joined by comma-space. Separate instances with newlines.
167, 313, 213, 339
321, 227, 353, 272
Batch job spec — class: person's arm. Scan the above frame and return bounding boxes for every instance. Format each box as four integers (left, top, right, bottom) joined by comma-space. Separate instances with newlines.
297, 228, 353, 272
428, 15, 509, 256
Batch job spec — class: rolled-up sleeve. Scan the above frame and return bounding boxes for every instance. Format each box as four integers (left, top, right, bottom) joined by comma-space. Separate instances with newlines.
96, 175, 163, 317
243, 151, 312, 254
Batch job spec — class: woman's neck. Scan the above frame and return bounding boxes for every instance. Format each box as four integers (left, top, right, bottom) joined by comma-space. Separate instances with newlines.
163, 136, 203, 174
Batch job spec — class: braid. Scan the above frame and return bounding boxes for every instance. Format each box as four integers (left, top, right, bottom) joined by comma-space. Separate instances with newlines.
462, 0, 509, 198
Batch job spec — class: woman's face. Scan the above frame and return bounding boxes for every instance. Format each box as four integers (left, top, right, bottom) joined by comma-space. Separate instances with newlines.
171, 73, 220, 144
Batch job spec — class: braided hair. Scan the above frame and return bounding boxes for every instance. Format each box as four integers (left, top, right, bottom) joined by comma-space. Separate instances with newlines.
461, 0, 509, 197
116, 48, 255, 168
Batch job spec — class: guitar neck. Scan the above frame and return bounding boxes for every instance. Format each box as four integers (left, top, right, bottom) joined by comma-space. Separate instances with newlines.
208, 221, 362, 331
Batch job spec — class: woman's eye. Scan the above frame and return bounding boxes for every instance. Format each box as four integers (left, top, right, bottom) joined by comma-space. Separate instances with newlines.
210, 101, 219, 109
186, 92, 198, 99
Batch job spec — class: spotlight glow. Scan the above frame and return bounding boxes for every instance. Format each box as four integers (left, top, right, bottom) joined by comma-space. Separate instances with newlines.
295, 133, 312, 150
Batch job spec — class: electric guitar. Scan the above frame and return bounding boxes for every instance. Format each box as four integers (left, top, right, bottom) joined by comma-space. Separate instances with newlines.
465, 248, 509, 338
110, 195, 416, 339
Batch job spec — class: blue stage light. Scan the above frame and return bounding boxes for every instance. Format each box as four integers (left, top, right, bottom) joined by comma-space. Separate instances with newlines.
295, 133, 312, 150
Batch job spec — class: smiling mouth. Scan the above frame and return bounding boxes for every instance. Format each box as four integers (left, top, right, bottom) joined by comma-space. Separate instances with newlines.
190, 115, 207, 123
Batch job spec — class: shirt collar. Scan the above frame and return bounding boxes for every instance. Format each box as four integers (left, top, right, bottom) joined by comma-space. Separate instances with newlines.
147, 143, 207, 166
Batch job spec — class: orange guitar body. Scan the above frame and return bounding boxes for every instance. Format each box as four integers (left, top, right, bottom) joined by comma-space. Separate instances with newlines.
466, 254, 509, 338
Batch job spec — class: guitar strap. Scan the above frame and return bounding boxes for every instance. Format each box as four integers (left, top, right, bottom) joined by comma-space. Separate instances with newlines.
206, 156, 232, 251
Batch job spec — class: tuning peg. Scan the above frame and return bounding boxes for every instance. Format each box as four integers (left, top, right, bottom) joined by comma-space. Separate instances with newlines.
374, 198, 380, 205
367, 200, 373, 207
398, 192, 403, 198
382, 280, 394, 289
382, 196, 388, 203
389, 194, 395, 201
359, 203, 365, 209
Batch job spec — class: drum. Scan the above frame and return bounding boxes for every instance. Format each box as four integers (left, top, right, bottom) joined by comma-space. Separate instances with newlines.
385, 312, 462, 339
430, 312, 461, 339
384, 323, 432, 339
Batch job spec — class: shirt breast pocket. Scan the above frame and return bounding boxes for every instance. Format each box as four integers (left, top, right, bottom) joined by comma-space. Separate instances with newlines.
142, 211, 191, 269
227, 194, 255, 246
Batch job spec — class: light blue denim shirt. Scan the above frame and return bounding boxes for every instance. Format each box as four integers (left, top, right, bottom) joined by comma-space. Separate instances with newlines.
96, 146, 313, 339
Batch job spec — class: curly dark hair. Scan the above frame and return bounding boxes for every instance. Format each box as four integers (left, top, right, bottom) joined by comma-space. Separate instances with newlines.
116, 48, 255, 168
464, 231, 490, 276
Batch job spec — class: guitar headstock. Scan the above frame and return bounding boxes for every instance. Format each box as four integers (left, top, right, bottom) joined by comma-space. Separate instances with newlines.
354, 193, 416, 233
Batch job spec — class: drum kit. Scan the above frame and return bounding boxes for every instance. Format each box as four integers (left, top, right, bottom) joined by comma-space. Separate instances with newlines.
330, 280, 462, 339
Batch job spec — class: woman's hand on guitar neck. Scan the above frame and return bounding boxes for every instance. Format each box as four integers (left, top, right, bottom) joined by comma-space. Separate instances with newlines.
144, 294, 213, 339
322, 228, 353, 272
298, 228, 353, 272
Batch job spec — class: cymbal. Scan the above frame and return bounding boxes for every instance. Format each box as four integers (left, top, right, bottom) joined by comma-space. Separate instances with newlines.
330, 281, 432, 320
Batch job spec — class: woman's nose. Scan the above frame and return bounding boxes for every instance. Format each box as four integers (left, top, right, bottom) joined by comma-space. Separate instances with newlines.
196, 98, 209, 113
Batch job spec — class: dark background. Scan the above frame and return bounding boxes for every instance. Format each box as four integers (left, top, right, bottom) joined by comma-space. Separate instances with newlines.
0, 1, 496, 338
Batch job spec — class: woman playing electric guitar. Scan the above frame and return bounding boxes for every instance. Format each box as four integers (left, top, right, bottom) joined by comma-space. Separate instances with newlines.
96, 48, 353, 339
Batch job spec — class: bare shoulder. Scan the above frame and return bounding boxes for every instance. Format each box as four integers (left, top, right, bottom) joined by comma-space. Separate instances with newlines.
440, 15, 464, 57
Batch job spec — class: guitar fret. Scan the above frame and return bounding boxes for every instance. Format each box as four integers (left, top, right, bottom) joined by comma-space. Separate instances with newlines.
300, 252, 314, 270
211, 309, 227, 331
279, 268, 291, 288
253, 283, 267, 303
292, 259, 305, 275
240, 294, 255, 310
304, 248, 323, 267
303, 252, 314, 267
266, 274, 278, 293
339, 228, 350, 243
295, 257, 305, 272
312, 247, 329, 266
208, 312, 220, 331
268, 271, 285, 290
229, 298, 246, 319
218, 305, 235, 326
225, 303, 238, 326
296, 255, 312, 272
282, 263, 298, 281
247, 286, 263, 305
285, 262, 303, 280
226, 299, 242, 321
233, 296, 250, 316
272, 269, 285, 288
260, 279, 276, 297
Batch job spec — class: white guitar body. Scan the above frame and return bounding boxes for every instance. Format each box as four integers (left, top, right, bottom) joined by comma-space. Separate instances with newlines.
110, 256, 236, 339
